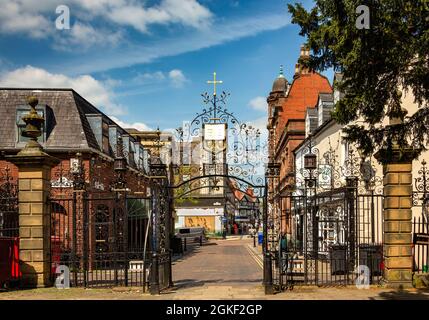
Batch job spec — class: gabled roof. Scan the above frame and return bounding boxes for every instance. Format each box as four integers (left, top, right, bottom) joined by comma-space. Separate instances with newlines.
319, 92, 334, 103
227, 179, 245, 201
306, 107, 317, 117
278, 72, 332, 128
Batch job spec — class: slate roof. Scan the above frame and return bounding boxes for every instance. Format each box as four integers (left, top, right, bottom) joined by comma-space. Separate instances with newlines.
319, 93, 334, 103
0, 88, 130, 156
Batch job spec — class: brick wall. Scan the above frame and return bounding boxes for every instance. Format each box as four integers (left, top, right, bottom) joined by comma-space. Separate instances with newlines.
1, 154, 148, 197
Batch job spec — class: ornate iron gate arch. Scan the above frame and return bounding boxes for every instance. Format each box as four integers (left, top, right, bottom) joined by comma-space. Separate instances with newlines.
169, 172, 266, 238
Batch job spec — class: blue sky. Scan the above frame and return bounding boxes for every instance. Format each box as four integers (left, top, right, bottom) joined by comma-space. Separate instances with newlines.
0, 0, 329, 131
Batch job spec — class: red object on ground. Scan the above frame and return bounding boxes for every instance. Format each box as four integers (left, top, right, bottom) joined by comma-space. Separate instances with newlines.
0, 237, 21, 285
51, 236, 61, 274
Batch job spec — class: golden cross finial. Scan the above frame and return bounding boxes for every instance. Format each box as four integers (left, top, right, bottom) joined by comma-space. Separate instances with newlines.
207, 72, 223, 96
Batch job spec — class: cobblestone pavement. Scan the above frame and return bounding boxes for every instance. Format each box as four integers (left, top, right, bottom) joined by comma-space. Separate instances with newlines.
1, 238, 428, 300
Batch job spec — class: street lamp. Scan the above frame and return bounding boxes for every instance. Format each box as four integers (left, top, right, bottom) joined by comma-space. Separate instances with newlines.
71, 152, 86, 191
304, 153, 317, 171
304, 152, 317, 190
113, 135, 128, 191
264, 161, 280, 295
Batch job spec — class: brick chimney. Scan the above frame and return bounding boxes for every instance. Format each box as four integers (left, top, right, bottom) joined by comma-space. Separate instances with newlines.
294, 45, 311, 77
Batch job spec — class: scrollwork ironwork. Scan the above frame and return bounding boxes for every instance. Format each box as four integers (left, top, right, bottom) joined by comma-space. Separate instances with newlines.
296, 139, 383, 195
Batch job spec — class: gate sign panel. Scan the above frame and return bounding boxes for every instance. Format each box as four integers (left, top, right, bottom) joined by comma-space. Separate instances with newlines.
414, 233, 429, 245
204, 123, 226, 141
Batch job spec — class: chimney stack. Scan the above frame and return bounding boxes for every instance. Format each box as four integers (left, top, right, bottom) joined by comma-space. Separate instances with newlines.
294, 45, 311, 77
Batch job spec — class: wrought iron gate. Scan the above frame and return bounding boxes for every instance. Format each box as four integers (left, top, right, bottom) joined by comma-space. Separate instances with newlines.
50, 190, 154, 287
50, 151, 172, 292
0, 166, 18, 238
265, 148, 385, 291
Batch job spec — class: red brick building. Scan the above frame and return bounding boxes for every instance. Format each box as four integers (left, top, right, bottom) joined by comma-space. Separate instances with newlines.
266, 46, 332, 233
0, 88, 151, 268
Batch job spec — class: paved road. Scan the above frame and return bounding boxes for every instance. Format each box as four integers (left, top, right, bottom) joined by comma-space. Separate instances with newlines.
1, 237, 428, 299
168, 238, 264, 299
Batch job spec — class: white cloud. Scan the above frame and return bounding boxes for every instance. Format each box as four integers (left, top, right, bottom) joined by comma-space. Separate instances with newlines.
109, 116, 152, 132
0, 1, 52, 38
58, 13, 290, 75
133, 71, 166, 84
248, 96, 267, 112
101, 0, 213, 33
247, 117, 268, 134
131, 69, 188, 88
53, 22, 123, 52
0, 0, 212, 41
161, 0, 213, 29
0, 65, 126, 115
0, 0, 289, 65
168, 69, 188, 88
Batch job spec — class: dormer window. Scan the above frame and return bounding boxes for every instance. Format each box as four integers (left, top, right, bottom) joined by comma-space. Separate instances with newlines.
102, 121, 109, 154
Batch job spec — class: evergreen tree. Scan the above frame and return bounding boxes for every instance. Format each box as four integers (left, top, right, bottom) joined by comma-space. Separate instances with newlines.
288, 0, 429, 158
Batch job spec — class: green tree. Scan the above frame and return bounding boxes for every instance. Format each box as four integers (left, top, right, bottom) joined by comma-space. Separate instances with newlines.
288, 0, 429, 158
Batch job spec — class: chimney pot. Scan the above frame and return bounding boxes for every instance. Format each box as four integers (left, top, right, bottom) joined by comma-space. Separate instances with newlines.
295, 63, 300, 75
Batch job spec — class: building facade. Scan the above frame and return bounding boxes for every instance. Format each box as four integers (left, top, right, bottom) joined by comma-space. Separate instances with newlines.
266, 46, 333, 235
291, 75, 429, 273
0, 88, 152, 270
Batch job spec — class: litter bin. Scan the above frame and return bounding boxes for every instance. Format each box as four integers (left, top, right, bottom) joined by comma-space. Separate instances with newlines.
359, 244, 383, 276
171, 236, 183, 254
257, 232, 263, 245
330, 244, 347, 275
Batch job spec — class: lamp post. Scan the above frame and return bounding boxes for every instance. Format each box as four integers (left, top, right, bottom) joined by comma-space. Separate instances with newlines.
264, 161, 280, 294
358, 149, 377, 244
71, 152, 86, 191
301, 137, 319, 284
112, 135, 128, 191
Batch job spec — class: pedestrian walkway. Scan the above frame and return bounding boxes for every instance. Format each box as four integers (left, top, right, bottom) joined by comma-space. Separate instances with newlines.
172, 239, 262, 289
1, 238, 429, 300
246, 244, 263, 269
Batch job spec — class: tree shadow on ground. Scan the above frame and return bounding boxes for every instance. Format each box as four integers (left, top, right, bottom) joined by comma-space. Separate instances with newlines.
172, 245, 203, 264
0, 262, 38, 293
371, 287, 429, 300
172, 241, 219, 263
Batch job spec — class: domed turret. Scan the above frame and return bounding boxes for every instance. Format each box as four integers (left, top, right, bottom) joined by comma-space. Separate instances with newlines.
272, 65, 288, 93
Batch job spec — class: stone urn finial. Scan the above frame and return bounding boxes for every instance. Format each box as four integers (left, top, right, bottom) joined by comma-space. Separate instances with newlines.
18, 95, 45, 156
